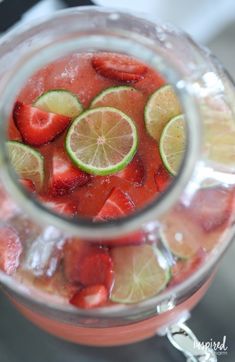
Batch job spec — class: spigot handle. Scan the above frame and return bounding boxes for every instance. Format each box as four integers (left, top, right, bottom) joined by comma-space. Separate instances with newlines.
166, 322, 217, 361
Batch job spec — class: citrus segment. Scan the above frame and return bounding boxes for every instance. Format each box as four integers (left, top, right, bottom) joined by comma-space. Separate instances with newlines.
110, 244, 170, 304
160, 210, 201, 259
90, 86, 142, 117
34, 90, 83, 118
66, 107, 138, 176
160, 114, 186, 175
145, 85, 182, 142
7, 141, 44, 190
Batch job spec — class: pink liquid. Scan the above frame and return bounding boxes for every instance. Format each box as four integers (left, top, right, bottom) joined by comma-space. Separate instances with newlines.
1, 52, 234, 345
11, 278, 212, 346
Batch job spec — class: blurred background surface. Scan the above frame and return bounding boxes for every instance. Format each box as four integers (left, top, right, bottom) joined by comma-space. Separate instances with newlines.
0, 1, 234, 361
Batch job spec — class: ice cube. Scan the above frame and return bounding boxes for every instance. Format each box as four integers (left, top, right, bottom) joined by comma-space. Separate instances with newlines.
23, 226, 64, 277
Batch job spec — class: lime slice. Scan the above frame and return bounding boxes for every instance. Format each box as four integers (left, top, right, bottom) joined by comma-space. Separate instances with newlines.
145, 85, 182, 142
34, 90, 83, 118
160, 211, 200, 259
199, 95, 235, 167
110, 244, 170, 304
160, 114, 186, 176
7, 141, 44, 190
90, 86, 141, 115
66, 107, 138, 176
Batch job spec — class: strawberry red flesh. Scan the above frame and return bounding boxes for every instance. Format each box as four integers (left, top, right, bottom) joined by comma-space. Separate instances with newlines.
189, 187, 233, 232
95, 187, 135, 221
117, 155, 145, 186
78, 252, 114, 289
70, 285, 108, 309
50, 150, 90, 196
0, 226, 22, 275
63, 238, 110, 285
64, 239, 91, 284
13, 101, 71, 146
155, 165, 171, 192
92, 53, 147, 83
100, 230, 146, 247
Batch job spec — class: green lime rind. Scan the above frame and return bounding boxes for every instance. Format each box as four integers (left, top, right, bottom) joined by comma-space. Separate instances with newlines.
34, 89, 83, 118
90, 86, 138, 108
7, 141, 44, 190
159, 114, 186, 176
66, 107, 138, 176
110, 244, 171, 304
144, 84, 182, 142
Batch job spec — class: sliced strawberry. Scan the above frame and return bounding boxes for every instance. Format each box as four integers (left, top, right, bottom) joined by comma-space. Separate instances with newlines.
95, 188, 135, 221
19, 179, 36, 193
92, 53, 147, 83
100, 230, 146, 247
50, 150, 90, 196
78, 253, 114, 289
0, 226, 22, 275
41, 197, 79, 217
63, 238, 108, 284
117, 155, 145, 186
70, 285, 108, 309
13, 101, 71, 146
189, 187, 233, 232
64, 239, 91, 284
155, 165, 171, 192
